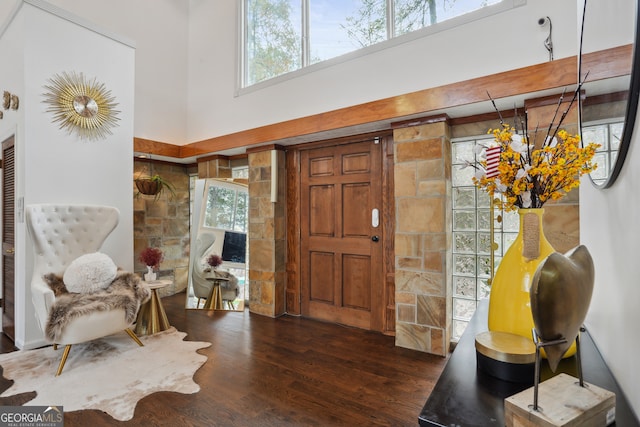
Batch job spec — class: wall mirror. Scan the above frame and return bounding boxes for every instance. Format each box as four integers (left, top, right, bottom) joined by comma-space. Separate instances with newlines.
579, 0, 640, 188
186, 178, 248, 311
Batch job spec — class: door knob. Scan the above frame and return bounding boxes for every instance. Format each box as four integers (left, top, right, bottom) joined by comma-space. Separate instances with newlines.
371, 235, 379, 242
5, 248, 15, 254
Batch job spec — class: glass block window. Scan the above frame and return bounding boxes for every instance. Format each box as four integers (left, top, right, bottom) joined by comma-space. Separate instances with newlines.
451, 137, 519, 340
582, 121, 623, 186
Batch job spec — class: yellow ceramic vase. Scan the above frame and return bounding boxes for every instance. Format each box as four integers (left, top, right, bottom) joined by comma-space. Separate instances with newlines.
488, 208, 576, 358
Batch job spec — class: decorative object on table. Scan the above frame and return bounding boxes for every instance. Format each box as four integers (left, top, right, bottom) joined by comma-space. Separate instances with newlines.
487, 208, 556, 341
0, 327, 211, 421
469, 93, 598, 325
474, 329, 536, 382
504, 373, 615, 427
530, 245, 595, 372
468, 91, 599, 378
206, 253, 223, 271
139, 247, 164, 281
511, 244, 600, 425
41, 71, 120, 140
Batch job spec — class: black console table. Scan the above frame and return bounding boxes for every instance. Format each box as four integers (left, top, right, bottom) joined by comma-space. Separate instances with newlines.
419, 300, 639, 426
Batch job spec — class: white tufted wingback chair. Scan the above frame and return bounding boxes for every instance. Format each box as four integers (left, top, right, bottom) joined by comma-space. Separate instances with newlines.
26, 204, 143, 375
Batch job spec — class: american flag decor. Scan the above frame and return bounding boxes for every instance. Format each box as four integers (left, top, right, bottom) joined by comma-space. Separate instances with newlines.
485, 145, 501, 178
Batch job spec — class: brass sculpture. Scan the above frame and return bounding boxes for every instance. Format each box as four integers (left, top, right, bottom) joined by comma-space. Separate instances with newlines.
529, 245, 595, 372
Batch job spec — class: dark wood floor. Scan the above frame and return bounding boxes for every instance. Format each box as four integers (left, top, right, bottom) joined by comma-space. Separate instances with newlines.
0, 292, 448, 426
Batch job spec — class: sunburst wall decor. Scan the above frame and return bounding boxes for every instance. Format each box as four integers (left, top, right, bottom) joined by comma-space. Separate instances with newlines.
42, 71, 120, 141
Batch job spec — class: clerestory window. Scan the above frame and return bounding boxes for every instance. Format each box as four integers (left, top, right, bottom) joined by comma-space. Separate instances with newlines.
242, 0, 517, 89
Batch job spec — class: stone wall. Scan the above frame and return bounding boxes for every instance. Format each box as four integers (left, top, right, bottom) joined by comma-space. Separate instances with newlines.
393, 119, 452, 356
247, 148, 286, 317
133, 160, 191, 297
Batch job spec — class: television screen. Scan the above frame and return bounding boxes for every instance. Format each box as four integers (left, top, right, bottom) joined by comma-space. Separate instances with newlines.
222, 231, 247, 264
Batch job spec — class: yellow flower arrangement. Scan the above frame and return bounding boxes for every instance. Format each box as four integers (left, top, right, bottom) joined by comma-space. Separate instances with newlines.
470, 93, 599, 211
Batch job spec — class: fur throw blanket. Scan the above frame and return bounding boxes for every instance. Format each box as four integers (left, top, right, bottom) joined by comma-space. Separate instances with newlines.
43, 271, 151, 342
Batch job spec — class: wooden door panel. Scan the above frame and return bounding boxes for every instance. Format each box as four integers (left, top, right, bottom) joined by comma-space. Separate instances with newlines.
342, 183, 370, 238
342, 254, 371, 310
310, 156, 334, 177
309, 252, 335, 303
342, 152, 370, 174
300, 139, 383, 331
309, 185, 335, 236
307, 300, 371, 329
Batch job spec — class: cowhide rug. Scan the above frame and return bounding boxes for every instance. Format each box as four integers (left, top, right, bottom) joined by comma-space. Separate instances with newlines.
0, 327, 211, 421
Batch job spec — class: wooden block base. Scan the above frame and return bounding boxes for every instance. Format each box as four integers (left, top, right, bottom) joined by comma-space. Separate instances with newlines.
505, 373, 615, 427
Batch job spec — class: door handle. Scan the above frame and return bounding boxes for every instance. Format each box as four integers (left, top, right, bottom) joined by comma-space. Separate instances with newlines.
371, 235, 379, 242
5, 248, 15, 254
372, 208, 379, 228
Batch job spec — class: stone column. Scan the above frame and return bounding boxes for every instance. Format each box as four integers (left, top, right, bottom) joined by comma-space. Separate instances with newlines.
197, 155, 232, 179
393, 118, 452, 356
247, 147, 286, 317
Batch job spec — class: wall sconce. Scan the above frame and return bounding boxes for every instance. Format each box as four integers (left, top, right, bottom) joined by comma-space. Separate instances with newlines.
2, 91, 10, 109
2, 91, 20, 112
538, 16, 554, 61
270, 149, 278, 203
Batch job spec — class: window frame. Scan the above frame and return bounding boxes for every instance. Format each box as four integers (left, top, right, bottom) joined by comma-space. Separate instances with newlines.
238, 0, 525, 94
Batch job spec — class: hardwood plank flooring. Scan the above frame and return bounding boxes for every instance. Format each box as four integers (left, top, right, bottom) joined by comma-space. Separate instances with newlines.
0, 292, 448, 426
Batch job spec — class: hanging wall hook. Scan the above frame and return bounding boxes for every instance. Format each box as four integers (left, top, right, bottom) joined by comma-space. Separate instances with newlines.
538, 16, 553, 61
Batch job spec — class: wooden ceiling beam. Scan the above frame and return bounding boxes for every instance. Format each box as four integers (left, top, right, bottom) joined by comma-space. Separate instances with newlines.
133, 45, 631, 159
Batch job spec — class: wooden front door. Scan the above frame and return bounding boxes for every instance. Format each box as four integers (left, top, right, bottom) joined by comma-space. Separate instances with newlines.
300, 139, 383, 331
2, 135, 15, 341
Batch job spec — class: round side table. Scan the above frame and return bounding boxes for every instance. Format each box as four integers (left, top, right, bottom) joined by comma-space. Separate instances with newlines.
135, 279, 172, 335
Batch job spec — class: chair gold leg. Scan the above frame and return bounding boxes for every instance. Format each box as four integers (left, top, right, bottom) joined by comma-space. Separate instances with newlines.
125, 328, 144, 347
56, 345, 72, 376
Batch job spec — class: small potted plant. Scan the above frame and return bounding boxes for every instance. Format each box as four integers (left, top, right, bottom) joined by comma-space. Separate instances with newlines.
135, 174, 177, 201
206, 253, 223, 274
139, 247, 164, 281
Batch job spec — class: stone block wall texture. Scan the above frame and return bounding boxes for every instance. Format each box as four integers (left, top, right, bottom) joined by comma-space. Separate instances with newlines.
393, 121, 452, 356
198, 156, 232, 179
248, 149, 286, 317
134, 161, 191, 297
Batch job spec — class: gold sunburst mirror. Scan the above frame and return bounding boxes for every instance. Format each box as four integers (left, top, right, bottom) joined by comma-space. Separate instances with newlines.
42, 71, 120, 141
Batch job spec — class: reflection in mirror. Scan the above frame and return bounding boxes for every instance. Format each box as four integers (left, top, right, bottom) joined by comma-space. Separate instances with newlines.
579, 0, 640, 188
186, 178, 248, 310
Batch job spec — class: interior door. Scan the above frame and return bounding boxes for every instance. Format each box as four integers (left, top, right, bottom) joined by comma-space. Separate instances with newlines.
2, 135, 15, 341
300, 139, 383, 331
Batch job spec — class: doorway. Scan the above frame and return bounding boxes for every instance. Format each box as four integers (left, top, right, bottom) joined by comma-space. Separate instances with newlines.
295, 134, 393, 332
2, 135, 15, 341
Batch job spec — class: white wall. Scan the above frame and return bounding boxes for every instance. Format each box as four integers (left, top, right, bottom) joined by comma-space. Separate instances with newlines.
186, 0, 578, 143
0, 1, 135, 349
2, 1, 578, 146
24, 0, 189, 145
578, 0, 639, 419
581, 110, 640, 421
0, 0, 25, 349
